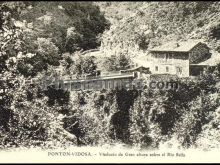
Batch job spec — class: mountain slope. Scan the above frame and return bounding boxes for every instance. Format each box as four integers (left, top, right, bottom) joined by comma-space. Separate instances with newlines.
97, 2, 220, 60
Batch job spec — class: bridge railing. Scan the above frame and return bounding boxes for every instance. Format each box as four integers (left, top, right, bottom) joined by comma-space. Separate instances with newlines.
78, 73, 134, 80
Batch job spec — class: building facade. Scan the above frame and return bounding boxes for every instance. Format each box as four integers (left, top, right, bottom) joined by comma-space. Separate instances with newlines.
149, 40, 211, 77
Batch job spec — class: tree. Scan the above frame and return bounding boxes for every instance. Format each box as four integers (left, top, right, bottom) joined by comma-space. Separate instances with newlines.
0, 2, 26, 133
17, 37, 60, 77
65, 27, 83, 53
129, 91, 153, 149
0, 2, 77, 149
210, 23, 220, 40
64, 90, 118, 146
104, 52, 131, 71
19, 2, 110, 53
36, 38, 60, 65
73, 55, 97, 76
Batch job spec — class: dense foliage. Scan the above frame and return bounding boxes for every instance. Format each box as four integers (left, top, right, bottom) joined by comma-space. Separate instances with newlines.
0, 1, 109, 149
0, 2, 220, 151
103, 52, 131, 71
98, 2, 220, 56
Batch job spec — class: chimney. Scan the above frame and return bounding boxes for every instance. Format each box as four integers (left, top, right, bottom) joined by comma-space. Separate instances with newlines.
176, 43, 180, 47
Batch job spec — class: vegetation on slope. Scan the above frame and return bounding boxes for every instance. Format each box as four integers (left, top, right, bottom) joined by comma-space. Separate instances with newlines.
98, 2, 220, 56
0, 1, 109, 149
0, 2, 220, 151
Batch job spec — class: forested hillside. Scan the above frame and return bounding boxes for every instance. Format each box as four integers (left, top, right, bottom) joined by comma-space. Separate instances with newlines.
98, 2, 220, 57
0, 1, 110, 149
0, 2, 220, 151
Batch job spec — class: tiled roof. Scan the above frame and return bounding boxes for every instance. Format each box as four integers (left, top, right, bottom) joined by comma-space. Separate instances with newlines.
149, 40, 204, 52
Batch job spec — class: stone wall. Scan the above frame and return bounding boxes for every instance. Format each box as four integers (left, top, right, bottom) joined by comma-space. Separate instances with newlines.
150, 52, 190, 77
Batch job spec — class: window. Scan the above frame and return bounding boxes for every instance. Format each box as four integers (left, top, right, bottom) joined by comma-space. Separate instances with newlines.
176, 67, 182, 75
166, 66, 169, 72
155, 66, 158, 71
165, 54, 172, 61
169, 54, 172, 59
